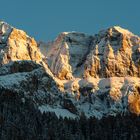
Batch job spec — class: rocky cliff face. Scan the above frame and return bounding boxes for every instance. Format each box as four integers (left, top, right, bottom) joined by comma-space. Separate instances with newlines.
0, 21, 140, 139
0, 21, 140, 118
41, 26, 140, 79
0, 21, 140, 122
41, 32, 93, 79
39, 26, 140, 117
0, 21, 43, 65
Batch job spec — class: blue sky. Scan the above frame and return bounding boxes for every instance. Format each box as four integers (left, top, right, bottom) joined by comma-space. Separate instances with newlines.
1, 0, 140, 41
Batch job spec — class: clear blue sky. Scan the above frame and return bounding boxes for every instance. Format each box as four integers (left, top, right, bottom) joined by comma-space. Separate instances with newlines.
1, 0, 140, 41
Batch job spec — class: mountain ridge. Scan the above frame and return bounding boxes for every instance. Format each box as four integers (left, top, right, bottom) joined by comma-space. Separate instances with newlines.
0, 21, 140, 120
0, 20, 140, 139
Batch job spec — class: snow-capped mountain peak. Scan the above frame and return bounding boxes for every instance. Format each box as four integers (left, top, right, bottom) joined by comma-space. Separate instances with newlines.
0, 21, 140, 121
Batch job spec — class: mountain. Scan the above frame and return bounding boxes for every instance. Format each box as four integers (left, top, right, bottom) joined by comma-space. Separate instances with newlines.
0, 21, 140, 139
40, 27, 140, 79
39, 26, 140, 117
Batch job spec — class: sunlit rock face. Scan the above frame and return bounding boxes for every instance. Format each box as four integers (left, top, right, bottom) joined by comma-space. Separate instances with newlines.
0, 21, 140, 121
40, 26, 140, 79
40, 32, 93, 79
84, 26, 140, 78
39, 26, 140, 117
0, 21, 42, 66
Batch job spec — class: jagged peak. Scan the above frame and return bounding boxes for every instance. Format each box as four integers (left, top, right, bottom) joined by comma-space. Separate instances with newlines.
55, 31, 92, 44
0, 20, 140, 126
0, 21, 33, 40
98, 25, 138, 38
59, 31, 90, 36
0, 20, 9, 25
0, 20, 12, 31
110, 26, 134, 35
0, 20, 13, 30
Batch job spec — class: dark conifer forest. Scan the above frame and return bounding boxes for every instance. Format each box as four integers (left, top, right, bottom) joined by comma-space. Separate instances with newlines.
0, 108, 140, 140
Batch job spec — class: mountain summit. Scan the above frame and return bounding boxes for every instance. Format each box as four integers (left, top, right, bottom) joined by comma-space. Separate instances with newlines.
0, 21, 140, 139
40, 26, 140, 80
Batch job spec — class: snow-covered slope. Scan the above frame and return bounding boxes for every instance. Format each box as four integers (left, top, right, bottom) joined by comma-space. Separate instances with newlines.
0, 21, 140, 119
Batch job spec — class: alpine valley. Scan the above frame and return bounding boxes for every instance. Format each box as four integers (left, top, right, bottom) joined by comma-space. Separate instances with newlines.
0, 21, 140, 140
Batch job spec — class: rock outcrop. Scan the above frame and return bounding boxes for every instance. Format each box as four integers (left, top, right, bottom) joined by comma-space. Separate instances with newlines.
84, 26, 140, 78
40, 26, 140, 80
41, 32, 93, 79
38, 26, 140, 117
0, 21, 42, 66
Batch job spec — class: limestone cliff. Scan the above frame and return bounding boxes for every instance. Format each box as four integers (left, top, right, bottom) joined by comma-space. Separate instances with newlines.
39, 26, 140, 116
0, 21, 140, 119
40, 26, 140, 80
0, 21, 42, 65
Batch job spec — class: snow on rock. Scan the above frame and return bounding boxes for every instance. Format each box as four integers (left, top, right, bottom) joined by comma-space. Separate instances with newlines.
39, 105, 77, 119
0, 60, 41, 76
0, 21, 140, 119
39, 32, 93, 79
40, 26, 140, 80
0, 21, 55, 80
62, 77, 140, 118
0, 61, 61, 109
84, 26, 140, 78
0, 21, 43, 66
0, 21, 12, 43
